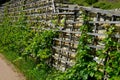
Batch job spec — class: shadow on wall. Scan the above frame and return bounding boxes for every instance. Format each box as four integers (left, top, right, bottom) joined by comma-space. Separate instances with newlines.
0, 0, 10, 5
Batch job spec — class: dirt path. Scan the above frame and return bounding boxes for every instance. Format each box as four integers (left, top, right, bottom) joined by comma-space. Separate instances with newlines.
0, 54, 26, 80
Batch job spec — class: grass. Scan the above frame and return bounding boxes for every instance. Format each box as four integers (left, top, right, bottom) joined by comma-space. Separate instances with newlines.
69, 0, 120, 9
93, 1, 120, 9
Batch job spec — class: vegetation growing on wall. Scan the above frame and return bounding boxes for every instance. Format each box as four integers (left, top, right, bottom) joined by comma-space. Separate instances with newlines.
54, 13, 100, 80
0, 1, 120, 80
52, 12, 120, 80
96, 26, 120, 79
0, 5, 59, 80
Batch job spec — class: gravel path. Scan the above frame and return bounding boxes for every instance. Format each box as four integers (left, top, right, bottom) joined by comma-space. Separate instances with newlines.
0, 54, 25, 80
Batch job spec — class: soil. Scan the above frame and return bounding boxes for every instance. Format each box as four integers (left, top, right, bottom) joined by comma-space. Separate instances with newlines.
0, 54, 26, 80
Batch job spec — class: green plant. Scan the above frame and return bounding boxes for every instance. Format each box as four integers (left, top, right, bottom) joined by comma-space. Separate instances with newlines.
22, 30, 57, 60
97, 26, 120, 79
54, 14, 99, 80
1, 1, 120, 80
